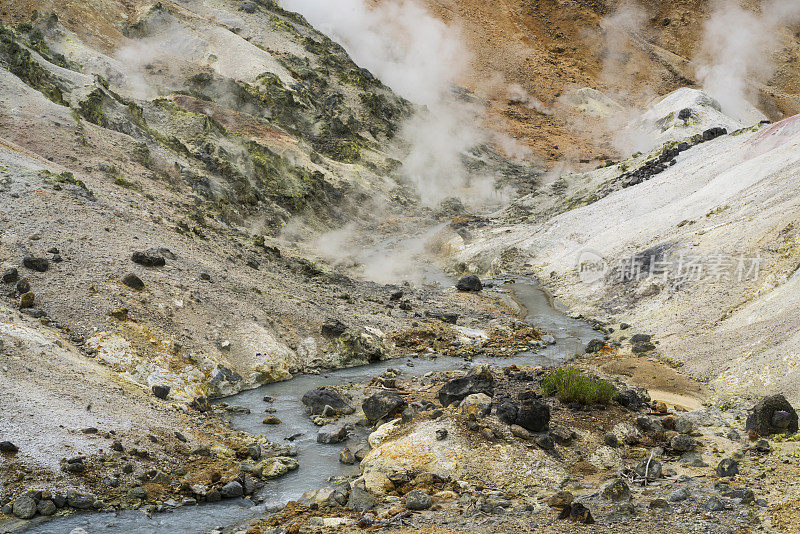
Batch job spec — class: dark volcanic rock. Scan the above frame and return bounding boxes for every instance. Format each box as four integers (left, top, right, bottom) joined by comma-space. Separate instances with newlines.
438, 367, 494, 407
131, 248, 166, 267
585, 339, 605, 353
516, 401, 551, 432
2, 267, 18, 283
558, 502, 594, 524
122, 273, 145, 290
630, 333, 652, 343
405, 489, 432, 510
152, 385, 170, 400
16, 278, 30, 294
23, 256, 49, 272
0, 441, 19, 453
321, 318, 347, 337
496, 401, 518, 425
362, 391, 406, 423
302, 387, 354, 416
746, 394, 798, 436
455, 275, 483, 292
12, 496, 36, 519
425, 310, 459, 324
716, 458, 739, 477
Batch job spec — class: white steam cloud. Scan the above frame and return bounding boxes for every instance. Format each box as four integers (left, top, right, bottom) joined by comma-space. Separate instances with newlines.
697, 0, 800, 121
280, 0, 503, 207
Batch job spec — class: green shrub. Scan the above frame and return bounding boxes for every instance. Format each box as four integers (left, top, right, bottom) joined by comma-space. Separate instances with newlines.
541, 368, 617, 405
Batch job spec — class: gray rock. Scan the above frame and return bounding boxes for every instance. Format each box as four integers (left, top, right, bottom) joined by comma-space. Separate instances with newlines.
604, 433, 619, 447
239, 1, 257, 13
405, 489, 433, 510
152, 385, 170, 399
2, 267, 18, 283
317, 422, 350, 444
601, 479, 631, 502
0, 441, 19, 453
320, 318, 347, 337
347, 486, 375, 512
438, 367, 494, 407
585, 339, 605, 353
435, 429, 448, 441
131, 248, 166, 267
122, 273, 145, 290
634, 458, 662, 480
362, 391, 406, 423
548, 490, 574, 508
724, 488, 755, 504
128, 487, 148, 500
703, 496, 726, 511
221, 481, 244, 498
716, 458, 739, 477
67, 492, 95, 509
302, 387, 353, 416
670, 433, 695, 452
746, 394, 798, 436
630, 333, 652, 343
339, 447, 355, 465
455, 275, 482, 292
649, 498, 668, 509
23, 256, 49, 272
668, 487, 690, 502
12, 496, 37, 519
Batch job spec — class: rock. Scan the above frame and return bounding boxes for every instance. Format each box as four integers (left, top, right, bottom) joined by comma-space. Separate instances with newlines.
0, 441, 19, 453
724, 487, 755, 504
69, 529, 89, 534
716, 458, 739, 477
604, 433, 619, 447
457, 393, 492, 419
549, 491, 574, 508
23, 256, 49, 272
601, 479, 631, 502
455, 275, 482, 292
321, 318, 347, 337
437, 367, 494, 407
510, 424, 532, 440
18, 291, 35, 308
617, 389, 646, 408
128, 487, 148, 500
221, 481, 244, 499
122, 273, 145, 290
668, 487, 690, 502
536, 434, 555, 450
634, 458, 662, 480
12, 496, 37, 519
630, 333, 652, 343
516, 400, 550, 432
649, 498, 668, 509
435, 429, 448, 441
746, 394, 798, 436
37, 500, 56, 516
670, 434, 695, 452
362, 391, 406, 423
347, 486, 375, 512
16, 278, 30, 294
703, 496, 726, 511
152, 385, 170, 399
239, 1, 257, 13
302, 387, 354, 415
425, 310, 458, 324
263, 416, 281, 425
339, 447, 355, 465
2, 267, 18, 283
109, 307, 129, 320
755, 439, 771, 452
67, 492, 95, 509
496, 401, 518, 425
405, 489, 432, 510
558, 502, 594, 524
585, 339, 605, 353
549, 426, 576, 445
317, 422, 350, 444
632, 342, 656, 353
255, 457, 298, 479
131, 249, 166, 267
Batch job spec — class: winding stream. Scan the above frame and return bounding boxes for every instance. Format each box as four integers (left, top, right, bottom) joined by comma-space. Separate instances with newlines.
24, 278, 598, 534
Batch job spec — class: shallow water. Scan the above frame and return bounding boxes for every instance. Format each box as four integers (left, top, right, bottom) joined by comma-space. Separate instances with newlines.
24, 278, 598, 534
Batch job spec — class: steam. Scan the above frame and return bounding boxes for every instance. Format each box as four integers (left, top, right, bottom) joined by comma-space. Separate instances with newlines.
696, 0, 800, 121
280, 0, 502, 207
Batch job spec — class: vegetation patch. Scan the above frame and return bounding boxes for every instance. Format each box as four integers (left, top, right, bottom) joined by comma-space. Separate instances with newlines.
541, 368, 618, 405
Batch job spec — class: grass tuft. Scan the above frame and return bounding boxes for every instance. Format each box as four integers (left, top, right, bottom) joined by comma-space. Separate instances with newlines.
541, 368, 618, 405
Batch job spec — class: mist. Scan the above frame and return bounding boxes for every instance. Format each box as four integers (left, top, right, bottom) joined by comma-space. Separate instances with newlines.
279, 0, 503, 207
696, 0, 800, 121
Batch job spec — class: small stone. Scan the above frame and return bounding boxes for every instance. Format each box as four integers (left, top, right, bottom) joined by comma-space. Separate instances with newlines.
634, 458, 663, 480
67, 492, 94, 509
18, 291, 35, 308
435, 429, 448, 441
152, 385, 170, 399
604, 433, 619, 447
128, 487, 148, 500
339, 447, 355, 465
548, 491, 574, 508
321, 318, 347, 337
122, 273, 145, 290
109, 307, 129, 320
37, 499, 56, 516
455, 275, 482, 292
12, 496, 37, 519
0, 441, 19, 453
716, 458, 739, 478
558, 502, 594, 524
585, 339, 605, 353
535, 434, 554, 450
317, 422, 349, 444
649, 498, 668, 509
111, 440, 124, 452
16, 278, 30, 294
668, 487, 690, 502
347, 486, 375, 512
405, 489, 432, 510
2, 267, 18, 283
703, 496, 726, 511
131, 249, 166, 267
670, 433, 695, 452
23, 256, 49, 272
262, 415, 281, 425
221, 481, 244, 499
601, 479, 631, 502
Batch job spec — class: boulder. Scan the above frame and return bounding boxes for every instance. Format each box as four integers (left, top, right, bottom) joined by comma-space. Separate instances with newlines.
220, 481, 243, 499
558, 502, 594, 524
301, 387, 354, 416
321, 318, 347, 337
549, 490, 574, 508
455, 275, 482, 292
317, 422, 350, 444
12, 496, 37, 519
23, 256, 49, 272
746, 394, 798, 436
405, 489, 432, 510
362, 391, 406, 423
496, 401, 518, 425
347, 486, 375, 512
2, 267, 18, 283
255, 457, 298, 479
131, 249, 166, 267
601, 479, 631, 502
0, 441, 19, 453
670, 434, 695, 452
716, 458, 739, 478
585, 339, 605, 353
634, 458, 662, 480
457, 393, 492, 419
516, 401, 550, 432
438, 367, 494, 407
152, 385, 170, 399
339, 447, 355, 465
